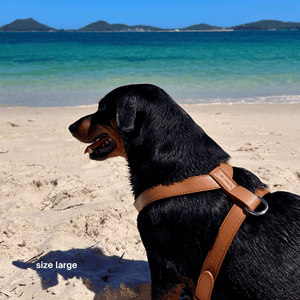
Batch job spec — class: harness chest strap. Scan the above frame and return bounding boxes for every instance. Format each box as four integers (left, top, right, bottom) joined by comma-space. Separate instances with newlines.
134, 163, 269, 300
194, 165, 269, 300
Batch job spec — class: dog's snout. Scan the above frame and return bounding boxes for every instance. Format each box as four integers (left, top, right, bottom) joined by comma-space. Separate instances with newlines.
68, 114, 94, 142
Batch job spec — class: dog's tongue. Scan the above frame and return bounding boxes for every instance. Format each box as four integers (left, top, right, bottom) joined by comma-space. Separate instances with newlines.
84, 136, 109, 154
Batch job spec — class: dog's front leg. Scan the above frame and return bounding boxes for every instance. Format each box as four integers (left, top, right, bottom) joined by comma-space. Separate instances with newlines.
151, 278, 184, 300
148, 254, 185, 300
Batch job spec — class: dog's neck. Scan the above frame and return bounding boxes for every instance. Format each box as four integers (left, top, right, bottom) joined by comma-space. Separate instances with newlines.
123, 123, 230, 199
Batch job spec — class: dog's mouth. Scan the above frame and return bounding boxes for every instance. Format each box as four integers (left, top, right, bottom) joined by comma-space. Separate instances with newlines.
84, 134, 116, 160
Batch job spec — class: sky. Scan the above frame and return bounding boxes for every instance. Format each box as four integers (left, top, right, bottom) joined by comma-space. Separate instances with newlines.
1, 0, 300, 30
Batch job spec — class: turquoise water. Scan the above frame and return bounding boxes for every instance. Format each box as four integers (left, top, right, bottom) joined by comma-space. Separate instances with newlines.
1, 31, 300, 107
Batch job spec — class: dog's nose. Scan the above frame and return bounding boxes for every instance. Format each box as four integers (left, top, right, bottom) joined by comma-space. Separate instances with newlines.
69, 114, 93, 140
69, 123, 77, 136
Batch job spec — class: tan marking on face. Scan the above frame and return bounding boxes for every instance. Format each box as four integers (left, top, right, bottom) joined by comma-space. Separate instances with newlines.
84, 119, 127, 161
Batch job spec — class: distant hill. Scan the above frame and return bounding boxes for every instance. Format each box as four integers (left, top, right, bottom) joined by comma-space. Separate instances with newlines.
1, 18, 300, 32
77, 20, 164, 32
0, 18, 55, 32
181, 23, 222, 31
232, 20, 300, 30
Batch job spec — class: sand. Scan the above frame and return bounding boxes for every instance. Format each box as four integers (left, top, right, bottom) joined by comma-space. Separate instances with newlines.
0, 103, 299, 300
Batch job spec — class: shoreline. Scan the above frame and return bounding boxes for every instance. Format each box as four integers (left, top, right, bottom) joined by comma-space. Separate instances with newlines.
1, 101, 300, 110
1, 95, 300, 109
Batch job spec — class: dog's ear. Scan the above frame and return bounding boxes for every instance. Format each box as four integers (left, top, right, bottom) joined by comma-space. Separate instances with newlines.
116, 93, 137, 132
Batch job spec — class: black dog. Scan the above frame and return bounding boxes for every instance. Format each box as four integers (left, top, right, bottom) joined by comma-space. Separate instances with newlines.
69, 84, 300, 300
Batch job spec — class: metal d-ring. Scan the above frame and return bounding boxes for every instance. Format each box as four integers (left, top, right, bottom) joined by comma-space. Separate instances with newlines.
244, 196, 269, 216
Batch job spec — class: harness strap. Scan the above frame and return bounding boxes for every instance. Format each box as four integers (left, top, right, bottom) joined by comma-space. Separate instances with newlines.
134, 163, 269, 300
195, 164, 269, 300
134, 175, 221, 212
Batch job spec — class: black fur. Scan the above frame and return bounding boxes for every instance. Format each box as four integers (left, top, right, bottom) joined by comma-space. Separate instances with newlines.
70, 84, 300, 299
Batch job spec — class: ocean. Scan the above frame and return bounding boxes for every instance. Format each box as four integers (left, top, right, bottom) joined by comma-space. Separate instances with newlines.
1, 31, 300, 107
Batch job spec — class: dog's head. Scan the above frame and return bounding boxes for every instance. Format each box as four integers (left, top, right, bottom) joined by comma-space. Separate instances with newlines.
69, 90, 129, 161
69, 84, 171, 161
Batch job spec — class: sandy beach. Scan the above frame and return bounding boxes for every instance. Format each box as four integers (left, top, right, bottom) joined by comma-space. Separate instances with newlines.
0, 103, 299, 300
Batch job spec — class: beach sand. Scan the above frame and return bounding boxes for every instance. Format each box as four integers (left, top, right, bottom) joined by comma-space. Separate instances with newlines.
0, 103, 299, 299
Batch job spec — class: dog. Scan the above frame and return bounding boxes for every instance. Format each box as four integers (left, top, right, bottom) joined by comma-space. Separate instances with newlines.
69, 84, 300, 300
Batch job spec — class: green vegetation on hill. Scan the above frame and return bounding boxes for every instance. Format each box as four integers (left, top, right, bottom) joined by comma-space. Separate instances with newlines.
231, 20, 300, 30
181, 23, 221, 31
77, 20, 164, 32
0, 18, 55, 32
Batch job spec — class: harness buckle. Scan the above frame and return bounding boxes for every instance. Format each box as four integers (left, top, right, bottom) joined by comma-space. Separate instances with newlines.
244, 196, 269, 216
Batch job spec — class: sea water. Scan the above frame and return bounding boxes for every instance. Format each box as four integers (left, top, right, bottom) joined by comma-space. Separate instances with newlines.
1, 31, 300, 107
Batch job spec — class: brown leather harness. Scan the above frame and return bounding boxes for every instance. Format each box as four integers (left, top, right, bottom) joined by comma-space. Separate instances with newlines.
134, 163, 269, 300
